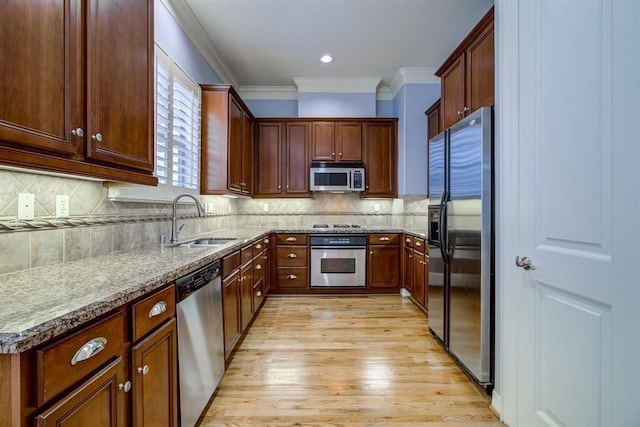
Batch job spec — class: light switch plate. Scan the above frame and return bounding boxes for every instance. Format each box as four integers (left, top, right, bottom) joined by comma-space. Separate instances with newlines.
18, 193, 35, 220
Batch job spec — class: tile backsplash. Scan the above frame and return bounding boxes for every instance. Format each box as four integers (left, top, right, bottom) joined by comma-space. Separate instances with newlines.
0, 168, 428, 275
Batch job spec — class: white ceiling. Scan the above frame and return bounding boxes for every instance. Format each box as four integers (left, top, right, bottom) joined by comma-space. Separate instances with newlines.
169, 0, 494, 92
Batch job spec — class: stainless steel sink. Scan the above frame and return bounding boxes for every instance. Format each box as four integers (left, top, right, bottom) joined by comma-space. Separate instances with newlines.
178, 238, 238, 248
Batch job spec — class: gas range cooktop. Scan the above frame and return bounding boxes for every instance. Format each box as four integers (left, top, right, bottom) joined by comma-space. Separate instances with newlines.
312, 224, 362, 229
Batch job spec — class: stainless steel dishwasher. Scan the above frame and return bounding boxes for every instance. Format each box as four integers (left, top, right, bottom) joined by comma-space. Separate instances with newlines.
175, 260, 224, 427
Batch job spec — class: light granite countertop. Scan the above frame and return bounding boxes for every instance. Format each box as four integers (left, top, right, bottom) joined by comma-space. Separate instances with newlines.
0, 226, 426, 354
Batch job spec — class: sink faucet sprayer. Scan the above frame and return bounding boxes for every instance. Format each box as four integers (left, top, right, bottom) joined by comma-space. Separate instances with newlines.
171, 194, 206, 244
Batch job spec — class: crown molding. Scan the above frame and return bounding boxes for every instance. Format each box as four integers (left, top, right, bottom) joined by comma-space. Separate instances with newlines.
293, 77, 382, 93
389, 67, 440, 98
161, 0, 239, 87
376, 86, 393, 101
238, 86, 298, 100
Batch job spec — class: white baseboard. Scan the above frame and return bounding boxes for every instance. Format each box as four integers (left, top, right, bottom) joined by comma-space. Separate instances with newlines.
491, 391, 502, 419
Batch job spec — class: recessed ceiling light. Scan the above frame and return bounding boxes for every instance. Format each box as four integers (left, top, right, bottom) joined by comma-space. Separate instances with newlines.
320, 55, 333, 64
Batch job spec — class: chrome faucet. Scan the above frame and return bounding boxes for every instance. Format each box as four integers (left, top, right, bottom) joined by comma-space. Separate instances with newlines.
171, 194, 206, 244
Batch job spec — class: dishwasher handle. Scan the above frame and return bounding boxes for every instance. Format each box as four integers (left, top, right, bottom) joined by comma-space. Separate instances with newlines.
176, 260, 221, 301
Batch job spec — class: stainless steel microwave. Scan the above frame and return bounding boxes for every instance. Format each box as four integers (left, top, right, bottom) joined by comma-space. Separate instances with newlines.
309, 162, 365, 192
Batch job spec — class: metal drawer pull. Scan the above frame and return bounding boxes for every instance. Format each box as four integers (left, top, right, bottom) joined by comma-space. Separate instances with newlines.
286, 237, 297, 242
415, 241, 421, 246
137, 365, 150, 375
287, 274, 297, 280
71, 337, 107, 365
255, 244, 262, 249
118, 381, 131, 392
286, 253, 298, 258
405, 238, 411, 243
379, 237, 390, 241
264, 239, 270, 244
148, 301, 167, 318
255, 264, 262, 270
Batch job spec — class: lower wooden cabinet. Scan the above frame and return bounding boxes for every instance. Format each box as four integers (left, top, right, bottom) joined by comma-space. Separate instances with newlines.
222, 268, 241, 358
33, 357, 126, 427
240, 262, 253, 331
367, 234, 400, 290
404, 235, 429, 310
131, 319, 178, 427
403, 245, 414, 294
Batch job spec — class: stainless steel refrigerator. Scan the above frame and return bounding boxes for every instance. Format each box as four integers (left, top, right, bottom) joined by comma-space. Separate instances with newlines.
427, 106, 494, 391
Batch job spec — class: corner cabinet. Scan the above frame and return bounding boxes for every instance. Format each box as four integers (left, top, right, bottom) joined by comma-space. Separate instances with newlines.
201, 85, 255, 196
255, 120, 311, 197
363, 120, 398, 198
0, 0, 156, 185
436, 7, 494, 129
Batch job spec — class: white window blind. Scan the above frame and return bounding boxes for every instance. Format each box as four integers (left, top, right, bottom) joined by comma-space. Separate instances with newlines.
108, 45, 201, 202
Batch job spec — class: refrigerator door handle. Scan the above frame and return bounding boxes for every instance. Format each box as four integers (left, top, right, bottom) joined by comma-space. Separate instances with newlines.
438, 191, 450, 262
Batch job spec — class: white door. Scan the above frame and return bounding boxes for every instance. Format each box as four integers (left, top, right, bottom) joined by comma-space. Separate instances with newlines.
498, 0, 640, 425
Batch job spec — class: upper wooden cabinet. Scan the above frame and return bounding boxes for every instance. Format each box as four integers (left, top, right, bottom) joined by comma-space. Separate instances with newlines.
363, 120, 398, 198
200, 85, 255, 195
311, 121, 362, 162
0, 0, 156, 185
436, 7, 494, 129
255, 119, 311, 198
425, 99, 442, 140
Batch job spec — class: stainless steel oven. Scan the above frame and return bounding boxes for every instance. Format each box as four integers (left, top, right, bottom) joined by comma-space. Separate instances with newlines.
310, 234, 367, 287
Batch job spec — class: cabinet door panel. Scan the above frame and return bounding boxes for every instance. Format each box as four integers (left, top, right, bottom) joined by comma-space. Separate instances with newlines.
414, 252, 426, 307
367, 246, 400, 288
403, 246, 414, 294
311, 122, 335, 160
256, 122, 283, 195
0, 0, 82, 156
222, 271, 240, 357
132, 319, 178, 427
241, 112, 253, 194
466, 24, 495, 114
227, 97, 243, 192
34, 357, 125, 427
240, 264, 253, 330
441, 56, 465, 129
286, 122, 311, 194
86, 0, 153, 171
335, 122, 362, 161
363, 122, 397, 198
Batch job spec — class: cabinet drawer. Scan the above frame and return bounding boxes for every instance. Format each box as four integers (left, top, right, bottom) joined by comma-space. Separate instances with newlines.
222, 251, 240, 277
276, 268, 308, 288
253, 255, 265, 282
241, 244, 253, 266
36, 311, 125, 406
276, 246, 308, 267
131, 285, 175, 342
275, 233, 308, 245
368, 233, 400, 245
252, 237, 269, 257
252, 278, 265, 311
403, 235, 414, 247
413, 237, 426, 252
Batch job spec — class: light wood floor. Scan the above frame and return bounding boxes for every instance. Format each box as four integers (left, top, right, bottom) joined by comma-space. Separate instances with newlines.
200, 295, 503, 426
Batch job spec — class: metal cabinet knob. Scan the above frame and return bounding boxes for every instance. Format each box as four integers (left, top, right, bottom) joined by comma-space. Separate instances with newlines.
463, 106, 470, 113
118, 381, 131, 392
255, 264, 262, 270
256, 244, 262, 249
137, 365, 150, 375
415, 241, 421, 246
408, 254, 413, 258
405, 238, 411, 243
339, 152, 343, 156
278, 185, 281, 190
515, 256, 535, 270
370, 251, 373, 255
457, 110, 463, 116
71, 128, 84, 137
287, 274, 297, 280
264, 239, 269, 244
256, 290, 262, 297
286, 253, 297, 258
286, 237, 297, 242
331, 152, 335, 156
91, 133, 103, 142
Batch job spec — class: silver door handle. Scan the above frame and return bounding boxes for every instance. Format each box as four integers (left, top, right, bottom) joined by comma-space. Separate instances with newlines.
515, 256, 535, 270
71, 337, 107, 365
148, 301, 167, 318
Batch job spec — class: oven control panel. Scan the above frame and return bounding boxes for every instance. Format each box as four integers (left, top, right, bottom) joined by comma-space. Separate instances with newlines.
309, 235, 367, 246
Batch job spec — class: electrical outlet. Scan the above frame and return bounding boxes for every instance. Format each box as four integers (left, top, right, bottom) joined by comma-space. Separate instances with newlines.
374, 203, 380, 212
18, 193, 35, 220
56, 195, 70, 218
263, 203, 269, 212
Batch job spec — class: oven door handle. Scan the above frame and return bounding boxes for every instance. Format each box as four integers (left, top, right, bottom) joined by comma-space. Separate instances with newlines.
310, 246, 367, 250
